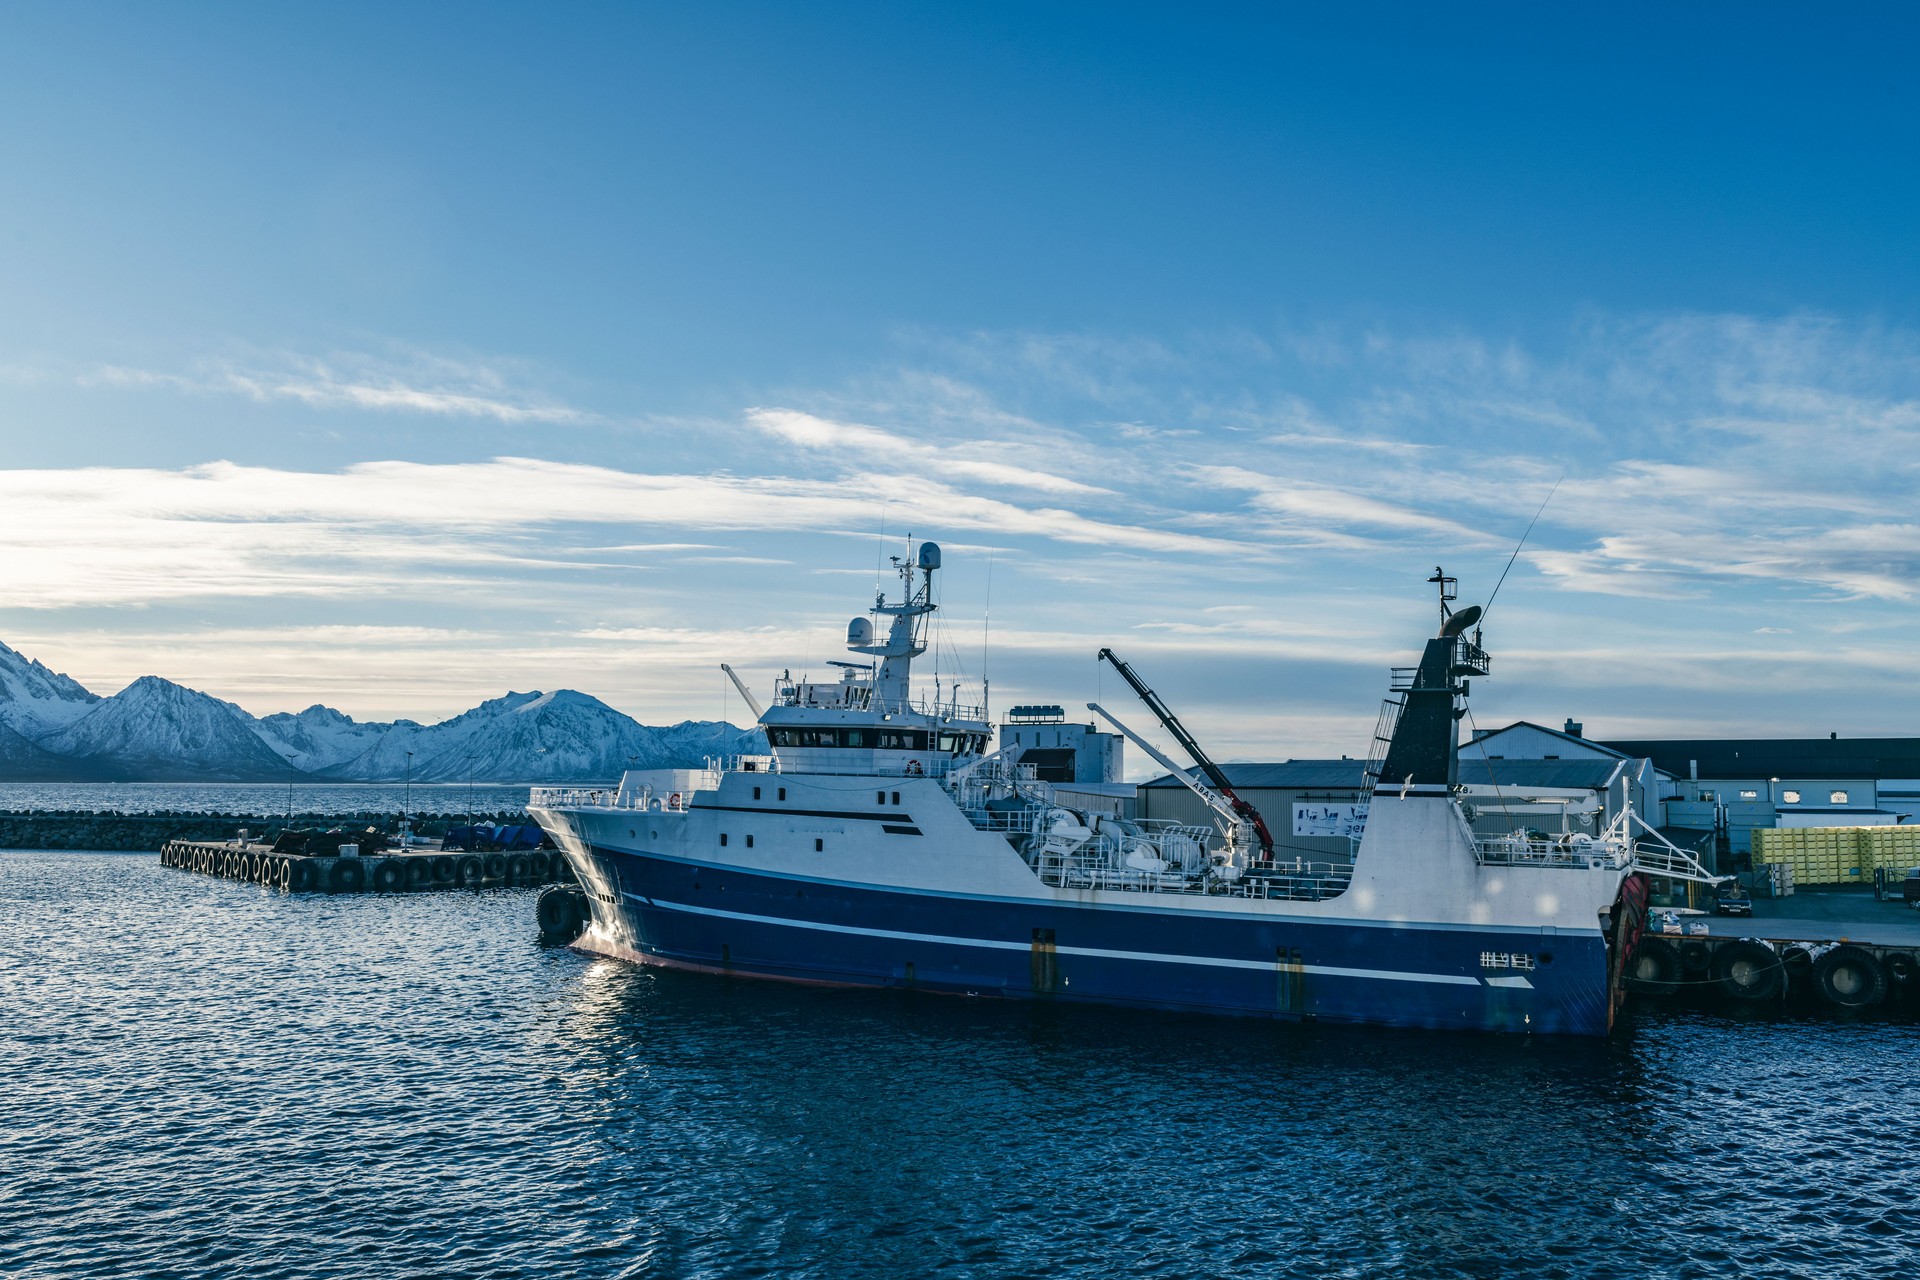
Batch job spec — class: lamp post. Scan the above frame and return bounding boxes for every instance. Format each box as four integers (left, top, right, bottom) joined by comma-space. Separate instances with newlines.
465, 753, 476, 828
405, 750, 414, 838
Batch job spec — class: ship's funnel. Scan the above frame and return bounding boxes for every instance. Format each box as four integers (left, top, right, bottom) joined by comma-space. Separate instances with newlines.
1440, 604, 1482, 638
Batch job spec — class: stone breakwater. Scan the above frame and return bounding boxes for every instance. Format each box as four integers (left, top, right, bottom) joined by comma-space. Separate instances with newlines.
0, 809, 527, 851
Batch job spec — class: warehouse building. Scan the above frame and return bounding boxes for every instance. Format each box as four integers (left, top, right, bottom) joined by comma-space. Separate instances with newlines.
1598, 733, 1920, 859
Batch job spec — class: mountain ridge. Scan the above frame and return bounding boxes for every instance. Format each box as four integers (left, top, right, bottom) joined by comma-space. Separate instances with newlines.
0, 640, 764, 783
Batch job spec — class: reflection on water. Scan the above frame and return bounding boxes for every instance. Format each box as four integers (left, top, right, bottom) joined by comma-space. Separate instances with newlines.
4, 851, 1918, 1279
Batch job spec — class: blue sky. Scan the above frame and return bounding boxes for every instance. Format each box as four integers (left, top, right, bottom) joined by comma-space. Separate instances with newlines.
2, 3, 1918, 766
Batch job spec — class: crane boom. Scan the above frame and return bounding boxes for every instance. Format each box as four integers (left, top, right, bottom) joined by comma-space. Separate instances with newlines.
720, 663, 766, 721
1096, 647, 1275, 858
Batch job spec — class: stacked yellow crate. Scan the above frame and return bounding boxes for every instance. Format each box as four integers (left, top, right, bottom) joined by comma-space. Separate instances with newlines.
1753, 826, 1883, 885
1863, 825, 1920, 875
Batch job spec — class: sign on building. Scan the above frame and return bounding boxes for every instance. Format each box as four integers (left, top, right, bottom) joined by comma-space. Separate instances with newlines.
1294, 803, 1369, 839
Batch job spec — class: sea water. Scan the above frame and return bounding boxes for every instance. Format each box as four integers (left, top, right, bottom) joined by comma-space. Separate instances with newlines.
4, 850, 1917, 1279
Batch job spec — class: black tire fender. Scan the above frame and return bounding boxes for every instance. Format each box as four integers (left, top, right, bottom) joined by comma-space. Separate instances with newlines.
455, 855, 484, 888
287, 859, 316, 892
483, 853, 507, 881
328, 857, 367, 894
1882, 951, 1917, 985
1680, 939, 1711, 973
1709, 939, 1783, 1001
372, 859, 406, 893
1627, 937, 1682, 995
1814, 945, 1887, 1008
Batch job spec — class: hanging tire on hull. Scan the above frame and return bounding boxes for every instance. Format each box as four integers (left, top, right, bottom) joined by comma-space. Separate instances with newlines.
1626, 938, 1682, 996
1813, 945, 1887, 1008
537, 886, 588, 942
1709, 940, 1783, 1001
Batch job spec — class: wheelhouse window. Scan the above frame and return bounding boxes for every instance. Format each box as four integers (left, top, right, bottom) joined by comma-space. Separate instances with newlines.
878, 729, 928, 751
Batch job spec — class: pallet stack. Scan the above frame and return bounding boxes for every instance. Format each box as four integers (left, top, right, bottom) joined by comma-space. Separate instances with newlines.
1753, 826, 1920, 886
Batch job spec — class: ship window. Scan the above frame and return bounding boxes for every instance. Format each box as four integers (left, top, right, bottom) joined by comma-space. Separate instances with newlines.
877, 790, 886, 805
845, 728, 868, 748
1739, 790, 1758, 800
891, 792, 900, 805
814, 838, 824, 852
768, 728, 800, 748
720, 833, 729, 846
1831, 790, 1849, 804
806, 729, 839, 748
778, 788, 786, 801
753, 787, 762, 800
878, 729, 929, 751
746, 835, 754, 848
938, 732, 963, 753
1781, 790, 1801, 804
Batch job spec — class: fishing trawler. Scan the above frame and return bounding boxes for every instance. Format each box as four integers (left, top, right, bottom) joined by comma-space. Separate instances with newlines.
529, 544, 1716, 1034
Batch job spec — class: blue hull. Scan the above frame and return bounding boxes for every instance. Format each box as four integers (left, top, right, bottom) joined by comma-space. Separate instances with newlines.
579, 846, 1614, 1036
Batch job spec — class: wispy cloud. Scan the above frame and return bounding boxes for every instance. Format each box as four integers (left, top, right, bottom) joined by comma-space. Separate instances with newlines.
79, 344, 598, 425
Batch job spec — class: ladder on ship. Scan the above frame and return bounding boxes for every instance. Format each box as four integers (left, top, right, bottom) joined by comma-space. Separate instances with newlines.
1358, 693, 1405, 805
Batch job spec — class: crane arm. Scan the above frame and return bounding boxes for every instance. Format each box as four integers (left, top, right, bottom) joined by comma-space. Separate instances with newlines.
1088, 704, 1242, 833
720, 664, 766, 721
1095, 648, 1276, 858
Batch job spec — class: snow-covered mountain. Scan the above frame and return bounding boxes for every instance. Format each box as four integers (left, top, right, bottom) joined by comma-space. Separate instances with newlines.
0, 636, 766, 783
320, 690, 673, 781
0, 640, 100, 737
40, 675, 302, 781
254, 704, 402, 773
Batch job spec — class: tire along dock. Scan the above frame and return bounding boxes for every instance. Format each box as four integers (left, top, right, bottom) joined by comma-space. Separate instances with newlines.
159, 835, 573, 893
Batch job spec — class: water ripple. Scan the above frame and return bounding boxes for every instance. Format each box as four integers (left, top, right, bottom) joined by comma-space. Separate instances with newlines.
4, 851, 1919, 1278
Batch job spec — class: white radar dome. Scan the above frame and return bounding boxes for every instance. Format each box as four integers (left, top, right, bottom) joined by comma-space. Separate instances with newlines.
917, 541, 942, 571
847, 617, 874, 647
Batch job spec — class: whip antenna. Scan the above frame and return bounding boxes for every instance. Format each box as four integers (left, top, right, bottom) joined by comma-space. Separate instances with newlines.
1482, 477, 1561, 621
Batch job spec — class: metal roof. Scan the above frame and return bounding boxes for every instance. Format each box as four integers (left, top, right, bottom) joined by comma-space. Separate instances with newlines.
1140, 760, 1368, 790
1600, 737, 1920, 781
1456, 758, 1628, 789
1143, 757, 1636, 792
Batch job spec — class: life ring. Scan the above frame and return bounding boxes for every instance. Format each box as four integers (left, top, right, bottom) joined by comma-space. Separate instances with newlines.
1709, 940, 1782, 1001
906, 760, 923, 777
668, 792, 682, 810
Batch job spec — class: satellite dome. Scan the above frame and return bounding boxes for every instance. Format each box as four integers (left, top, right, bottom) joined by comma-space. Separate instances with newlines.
917, 541, 942, 571
847, 617, 874, 647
